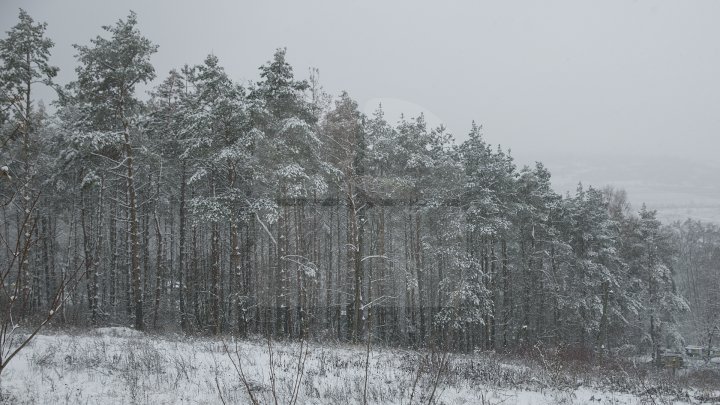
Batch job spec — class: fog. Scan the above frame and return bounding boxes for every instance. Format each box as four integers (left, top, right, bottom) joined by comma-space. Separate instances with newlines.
3, 0, 719, 221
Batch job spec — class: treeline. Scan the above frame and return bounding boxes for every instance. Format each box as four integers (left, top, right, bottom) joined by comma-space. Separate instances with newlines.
1, 11, 717, 356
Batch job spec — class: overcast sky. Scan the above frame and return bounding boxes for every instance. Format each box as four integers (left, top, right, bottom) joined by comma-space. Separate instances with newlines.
2, 0, 720, 214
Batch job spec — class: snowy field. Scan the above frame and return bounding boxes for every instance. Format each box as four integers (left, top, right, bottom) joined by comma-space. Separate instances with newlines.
2, 328, 718, 404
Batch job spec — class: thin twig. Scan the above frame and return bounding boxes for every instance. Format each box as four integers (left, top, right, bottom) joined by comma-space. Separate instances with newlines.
222, 339, 259, 405
267, 335, 280, 405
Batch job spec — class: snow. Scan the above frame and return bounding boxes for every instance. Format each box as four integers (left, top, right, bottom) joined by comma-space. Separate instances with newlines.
2, 330, 716, 404
93, 326, 145, 338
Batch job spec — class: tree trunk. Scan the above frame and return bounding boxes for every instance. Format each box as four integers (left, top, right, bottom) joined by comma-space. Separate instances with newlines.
122, 109, 143, 331
502, 238, 510, 349
152, 209, 164, 329
348, 183, 363, 344
597, 280, 609, 355
178, 162, 187, 331
414, 212, 425, 345
80, 183, 97, 325
211, 222, 221, 335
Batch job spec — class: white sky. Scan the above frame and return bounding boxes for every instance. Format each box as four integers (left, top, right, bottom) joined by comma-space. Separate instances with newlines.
2, 0, 720, 216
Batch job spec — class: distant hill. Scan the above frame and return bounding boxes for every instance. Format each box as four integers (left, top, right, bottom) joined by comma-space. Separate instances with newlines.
531, 154, 720, 225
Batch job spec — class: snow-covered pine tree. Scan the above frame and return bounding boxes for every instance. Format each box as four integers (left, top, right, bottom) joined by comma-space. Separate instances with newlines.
625, 205, 689, 362
250, 49, 325, 338
672, 220, 720, 360
72, 11, 158, 331
321, 91, 368, 343
453, 123, 517, 350
0, 8, 59, 320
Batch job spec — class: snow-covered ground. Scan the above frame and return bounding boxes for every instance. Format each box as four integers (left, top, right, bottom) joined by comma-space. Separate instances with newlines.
1, 328, 718, 404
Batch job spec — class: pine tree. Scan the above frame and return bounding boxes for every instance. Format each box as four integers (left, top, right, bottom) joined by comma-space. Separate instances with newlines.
0, 8, 58, 154
0, 9, 67, 385
322, 91, 367, 342
0, 8, 59, 319
628, 205, 688, 361
250, 48, 325, 338
72, 11, 158, 331
179, 54, 254, 334
673, 220, 720, 359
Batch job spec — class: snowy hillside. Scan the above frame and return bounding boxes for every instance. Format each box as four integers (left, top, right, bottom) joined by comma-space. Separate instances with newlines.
3, 6, 720, 405
2, 328, 718, 404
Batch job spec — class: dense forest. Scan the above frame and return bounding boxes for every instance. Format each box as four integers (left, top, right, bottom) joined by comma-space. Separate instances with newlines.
1, 10, 719, 362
